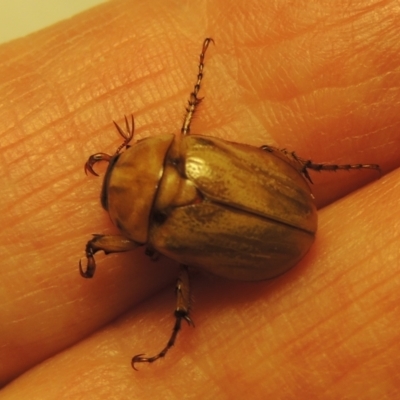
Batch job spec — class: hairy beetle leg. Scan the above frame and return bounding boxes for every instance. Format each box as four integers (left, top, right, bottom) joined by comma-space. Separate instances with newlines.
181, 38, 214, 136
132, 265, 193, 369
79, 234, 140, 278
84, 153, 111, 176
113, 115, 135, 154
84, 116, 135, 176
261, 145, 380, 184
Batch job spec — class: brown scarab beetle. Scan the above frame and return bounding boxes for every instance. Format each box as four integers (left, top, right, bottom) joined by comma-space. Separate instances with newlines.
80, 38, 380, 369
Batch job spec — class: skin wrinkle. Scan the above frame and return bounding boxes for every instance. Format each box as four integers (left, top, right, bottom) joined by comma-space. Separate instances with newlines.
262, 240, 394, 355
328, 336, 397, 389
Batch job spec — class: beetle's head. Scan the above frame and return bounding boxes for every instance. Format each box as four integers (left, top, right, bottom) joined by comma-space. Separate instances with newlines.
99, 154, 120, 211
84, 152, 118, 211
84, 116, 136, 209
84, 134, 175, 243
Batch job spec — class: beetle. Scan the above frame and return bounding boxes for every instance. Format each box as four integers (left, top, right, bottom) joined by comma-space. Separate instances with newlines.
80, 38, 380, 369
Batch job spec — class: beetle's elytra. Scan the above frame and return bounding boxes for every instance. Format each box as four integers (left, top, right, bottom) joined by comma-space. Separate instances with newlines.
80, 38, 380, 369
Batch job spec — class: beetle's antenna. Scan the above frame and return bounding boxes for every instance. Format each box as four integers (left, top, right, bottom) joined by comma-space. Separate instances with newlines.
181, 38, 214, 136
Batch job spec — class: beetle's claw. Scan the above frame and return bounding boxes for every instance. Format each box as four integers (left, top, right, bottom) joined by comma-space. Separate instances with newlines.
131, 354, 151, 370
302, 168, 313, 184
113, 120, 127, 140
84, 160, 99, 177
79, 255, 96, 278
125, 115, 135, 138
183, 315, 194, 327
84, 153, 111, 177
113, 115, 135, 154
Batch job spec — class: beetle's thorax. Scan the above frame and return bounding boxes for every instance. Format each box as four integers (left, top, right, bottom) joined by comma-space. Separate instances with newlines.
153, 138, 203, 212
103, 134, 175, 243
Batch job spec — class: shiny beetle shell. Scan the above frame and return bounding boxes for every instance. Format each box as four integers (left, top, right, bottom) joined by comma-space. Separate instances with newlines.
103, 134, 317, 281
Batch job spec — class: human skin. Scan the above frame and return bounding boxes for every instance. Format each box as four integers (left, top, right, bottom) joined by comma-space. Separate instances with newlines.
1, 0, 400, 398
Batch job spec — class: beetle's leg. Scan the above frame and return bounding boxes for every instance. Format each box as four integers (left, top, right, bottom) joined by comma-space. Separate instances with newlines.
84, 116, 135, 176
84, 153, 112, 176
79, 234, 141, 278
260, 145, 380, 184
132, 265, 193, 369
299, 158, 381, 183
181, 38, 214, 136
113, 114, 135, 154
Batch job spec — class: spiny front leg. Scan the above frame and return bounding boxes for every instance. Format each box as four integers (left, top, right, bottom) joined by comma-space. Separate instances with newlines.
79, 234, 141, 278
132, 265, 193, 369
261, 145, 380, 184
181, 38, 214, 136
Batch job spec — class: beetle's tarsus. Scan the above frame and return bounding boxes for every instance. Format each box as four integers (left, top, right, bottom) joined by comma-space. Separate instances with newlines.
113, 115, 135, 154
131, 266, 192, 370
181, 38, 214, 136
260, 145, 380, 183
84, 116, 135, 177
131, 354, 146, 371
301, 168, 313, 184
84, 153, 112, 176
79, 239, 97, 278
183, 314, 194, 327
131, 352, 166, 370
302, 160, 381, 173
131, 313, 188, 370
79, 256, 96, 278
284, 150, 381, 176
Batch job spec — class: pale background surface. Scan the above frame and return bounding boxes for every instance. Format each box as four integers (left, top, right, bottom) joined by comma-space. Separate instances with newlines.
0, 0, 107, 44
